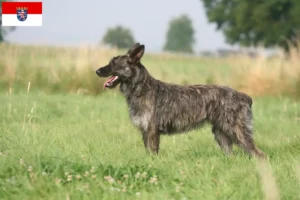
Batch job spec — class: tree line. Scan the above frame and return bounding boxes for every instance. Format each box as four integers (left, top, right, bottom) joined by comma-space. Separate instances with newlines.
102, 14, 195, 53
1, 0, 299, 53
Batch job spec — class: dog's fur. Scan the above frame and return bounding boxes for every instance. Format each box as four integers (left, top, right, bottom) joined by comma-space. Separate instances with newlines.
96, 43, 265, 158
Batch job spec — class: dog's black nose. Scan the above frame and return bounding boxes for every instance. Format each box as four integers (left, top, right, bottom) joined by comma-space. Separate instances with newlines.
96, 70, 100, 76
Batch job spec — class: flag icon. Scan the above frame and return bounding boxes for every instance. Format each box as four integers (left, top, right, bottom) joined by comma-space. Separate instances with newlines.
2, 2, 42, 26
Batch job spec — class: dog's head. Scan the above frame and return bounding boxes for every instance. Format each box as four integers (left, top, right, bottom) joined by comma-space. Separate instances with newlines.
96, 43, 145, 89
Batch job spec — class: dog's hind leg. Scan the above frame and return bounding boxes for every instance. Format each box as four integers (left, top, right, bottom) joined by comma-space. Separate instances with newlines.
231, 125, 265, 159
212, 126, 233, 155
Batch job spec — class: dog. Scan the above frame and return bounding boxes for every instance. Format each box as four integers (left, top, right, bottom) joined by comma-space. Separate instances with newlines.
96, 43, 265, 158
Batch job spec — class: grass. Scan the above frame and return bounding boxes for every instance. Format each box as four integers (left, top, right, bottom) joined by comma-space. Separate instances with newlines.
0, 43, 238, 96
1, 43, 300, 98
225, 47, 300, 98
0, 89, 300, 199
0, 43, 300, 199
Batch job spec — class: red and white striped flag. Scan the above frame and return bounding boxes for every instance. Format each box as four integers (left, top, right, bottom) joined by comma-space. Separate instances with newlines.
2, 2, 42, 26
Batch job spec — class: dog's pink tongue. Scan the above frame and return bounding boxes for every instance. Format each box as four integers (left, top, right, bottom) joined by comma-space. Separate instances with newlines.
103, 76, 116, 88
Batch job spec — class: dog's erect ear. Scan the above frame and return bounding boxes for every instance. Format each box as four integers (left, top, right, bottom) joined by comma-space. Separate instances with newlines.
127, 43, 141, 55
127, 44, 145, 63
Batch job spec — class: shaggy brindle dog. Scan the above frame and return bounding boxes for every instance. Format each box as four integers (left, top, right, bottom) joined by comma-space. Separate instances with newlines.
96, 43, 265, 158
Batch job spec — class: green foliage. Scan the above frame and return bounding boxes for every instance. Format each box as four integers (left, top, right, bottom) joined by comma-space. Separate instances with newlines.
0, 91, 300, 199
201, 0, 300, 51
0, 0, 16, 42
102, 25, 135, 49
164, 14, 195, 53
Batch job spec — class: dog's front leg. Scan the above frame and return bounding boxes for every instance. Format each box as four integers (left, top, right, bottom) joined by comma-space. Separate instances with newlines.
142, 131, 160, 154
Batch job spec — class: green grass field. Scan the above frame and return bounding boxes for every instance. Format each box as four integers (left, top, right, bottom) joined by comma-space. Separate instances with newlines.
0, 44, 300, 199
0, 90, 300, 200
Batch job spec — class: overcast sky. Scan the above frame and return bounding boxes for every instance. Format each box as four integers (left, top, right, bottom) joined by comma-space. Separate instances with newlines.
6, 0, 236, 53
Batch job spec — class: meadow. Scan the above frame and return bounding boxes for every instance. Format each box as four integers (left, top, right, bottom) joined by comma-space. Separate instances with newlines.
0, 43, 300, 200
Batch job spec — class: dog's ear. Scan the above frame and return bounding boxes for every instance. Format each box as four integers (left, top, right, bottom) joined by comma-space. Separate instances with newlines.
127, 43, 141, 55
128, 44, 145, 63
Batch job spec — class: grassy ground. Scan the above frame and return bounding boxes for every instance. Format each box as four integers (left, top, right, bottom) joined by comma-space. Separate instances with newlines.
0, 44, 300, 199
0, 90, 300, 200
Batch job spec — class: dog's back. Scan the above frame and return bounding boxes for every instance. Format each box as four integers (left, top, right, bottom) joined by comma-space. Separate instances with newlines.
148, 82, 253, 135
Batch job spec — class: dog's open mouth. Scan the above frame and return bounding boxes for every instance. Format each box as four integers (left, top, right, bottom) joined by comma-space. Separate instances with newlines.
104, 76, 120, 88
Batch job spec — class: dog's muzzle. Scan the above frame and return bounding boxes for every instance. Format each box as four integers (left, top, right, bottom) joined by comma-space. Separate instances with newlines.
96, 69, 101, 76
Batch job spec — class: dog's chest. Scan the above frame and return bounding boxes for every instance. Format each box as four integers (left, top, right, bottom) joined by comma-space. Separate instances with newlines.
128, 100, 153, 131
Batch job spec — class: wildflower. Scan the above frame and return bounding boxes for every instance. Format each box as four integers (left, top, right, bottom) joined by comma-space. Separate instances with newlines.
92, 175, 97, 179
141, 172, 147, 178
110, 187, 120, 192
76, 174, 81, 180
42, 171, 47, 176
28, 166, 33, 172
84, 171, 89, 177
135, 172, 141, 178
90, 166, 95, 173
55, 178, 62, 185
123, 174, 129, 179
104, 176, 115, 184
67, 175, 72, 182
149, 176, 158, 184
29, 172, 35, 179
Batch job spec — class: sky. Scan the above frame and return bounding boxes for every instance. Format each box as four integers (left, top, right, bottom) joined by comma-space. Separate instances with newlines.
5, 0, 237, 53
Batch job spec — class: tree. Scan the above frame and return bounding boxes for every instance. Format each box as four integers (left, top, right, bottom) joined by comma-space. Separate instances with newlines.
164, 14, 195, 53
201, 0, 300, 51
0, 0, 16, 42
102, 25, 135, 49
